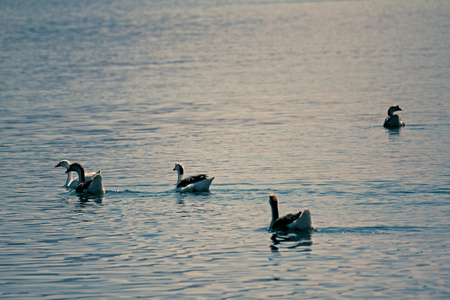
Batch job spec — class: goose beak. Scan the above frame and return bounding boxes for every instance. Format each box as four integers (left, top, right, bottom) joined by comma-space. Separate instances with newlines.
55, 162, 61, 168
173, 167, 176, 171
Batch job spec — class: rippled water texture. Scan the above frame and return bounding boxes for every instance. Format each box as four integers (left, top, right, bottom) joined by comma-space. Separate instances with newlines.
1, 0, 449, 298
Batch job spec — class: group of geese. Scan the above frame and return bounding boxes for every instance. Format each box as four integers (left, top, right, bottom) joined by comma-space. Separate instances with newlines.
54, 160, 314, 233
55, 106, 405, 233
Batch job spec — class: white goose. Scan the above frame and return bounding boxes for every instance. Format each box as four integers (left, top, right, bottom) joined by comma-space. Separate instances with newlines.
269, 194, 314, 232
65, 163, 105, 195
173, 162, 215, 192
383, 105, 405, 128
55, 160, 98, 189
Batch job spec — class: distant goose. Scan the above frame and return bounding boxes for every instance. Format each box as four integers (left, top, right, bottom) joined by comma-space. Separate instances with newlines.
383, 105, 405, 128
65, 163, 105, 195
55, 160, 98, 189
269, 194, 314, 232
173, 162, 215, 192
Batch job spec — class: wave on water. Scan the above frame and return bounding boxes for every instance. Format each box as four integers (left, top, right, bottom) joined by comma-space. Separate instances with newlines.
316, 225, 426, 235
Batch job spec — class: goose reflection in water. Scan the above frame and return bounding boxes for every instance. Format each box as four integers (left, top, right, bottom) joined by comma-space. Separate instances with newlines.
77, 194, 104, 204
388, 126, 401, 137
270, 231, 313, 251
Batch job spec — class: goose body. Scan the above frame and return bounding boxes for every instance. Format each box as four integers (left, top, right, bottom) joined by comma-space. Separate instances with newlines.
55, 160, 98, 189
173, 162, 214, 192
65, 163, 105, 195
269, 194, 314, 232
383, 105, 405, 128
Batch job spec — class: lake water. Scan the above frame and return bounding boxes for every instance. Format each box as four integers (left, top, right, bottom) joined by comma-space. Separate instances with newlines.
1, 0, 449, 298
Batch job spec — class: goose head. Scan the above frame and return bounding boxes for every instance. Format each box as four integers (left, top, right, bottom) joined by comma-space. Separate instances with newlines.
269, 194, 279, 206
173, 162, 184, 175
65, 163, 86, 182
65, 163, 84, 173
55, 160, 71, 169
387, 105, 403, 117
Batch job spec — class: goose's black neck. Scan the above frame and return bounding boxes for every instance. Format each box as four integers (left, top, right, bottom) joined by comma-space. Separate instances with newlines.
70, 163, 86, 182
271, 203, 279, 221
269, 197, 279, 221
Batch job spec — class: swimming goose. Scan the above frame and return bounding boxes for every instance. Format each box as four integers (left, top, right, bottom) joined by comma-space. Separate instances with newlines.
55, 160, 97, 189
383, 105, 405, 128
173, 162, 215, 192
269, 194, 314, 232
65, 163, 105, 195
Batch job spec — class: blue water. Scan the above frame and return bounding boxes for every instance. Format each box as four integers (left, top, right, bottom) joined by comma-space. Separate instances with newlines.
1, 0, 449, 298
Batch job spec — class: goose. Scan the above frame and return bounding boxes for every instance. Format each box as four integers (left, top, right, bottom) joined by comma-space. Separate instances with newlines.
173, 162, 215, 192
383, 105, 405, 128
65, 163, 105, 195
269, 194, 314, 232
55, 160, 98, 189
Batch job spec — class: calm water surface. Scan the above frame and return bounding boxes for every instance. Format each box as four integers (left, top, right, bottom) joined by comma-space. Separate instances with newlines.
1, 0, 449, 298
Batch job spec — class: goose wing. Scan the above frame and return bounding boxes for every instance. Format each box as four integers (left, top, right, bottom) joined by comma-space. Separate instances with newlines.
85, 170, 100, 182
75, 180, 92, 193
272, 212, 302, 231
177, 174, 209, 188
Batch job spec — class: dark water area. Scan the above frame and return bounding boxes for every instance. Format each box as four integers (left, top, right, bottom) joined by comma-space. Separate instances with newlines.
1, 0, 449, 298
